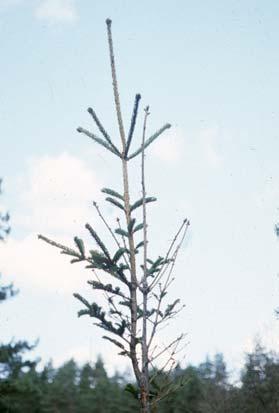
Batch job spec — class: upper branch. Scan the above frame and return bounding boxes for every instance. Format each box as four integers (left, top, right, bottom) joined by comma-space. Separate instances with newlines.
87, 107, 121, 155
125, 93, 141, 158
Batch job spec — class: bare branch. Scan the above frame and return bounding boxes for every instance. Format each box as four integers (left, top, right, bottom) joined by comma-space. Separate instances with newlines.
149, 333, 186, 364
149, 219, 190, 291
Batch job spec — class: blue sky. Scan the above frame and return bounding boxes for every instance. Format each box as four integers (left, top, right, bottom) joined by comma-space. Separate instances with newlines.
1, 0, 279, 376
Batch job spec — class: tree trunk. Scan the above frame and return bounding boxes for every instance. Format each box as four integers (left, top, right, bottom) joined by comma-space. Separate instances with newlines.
140, 385, 150, 413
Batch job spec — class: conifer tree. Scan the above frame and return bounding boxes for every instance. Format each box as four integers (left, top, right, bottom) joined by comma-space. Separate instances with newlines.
39, 19, 189, 413
0, 178, 39, 412
0, 178, 15, 302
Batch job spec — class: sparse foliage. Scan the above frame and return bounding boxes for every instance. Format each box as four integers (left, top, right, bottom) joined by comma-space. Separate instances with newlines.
39, 19, 189, 412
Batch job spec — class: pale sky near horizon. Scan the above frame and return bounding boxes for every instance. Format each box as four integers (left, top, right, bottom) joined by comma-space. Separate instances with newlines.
1, 0, 279, 377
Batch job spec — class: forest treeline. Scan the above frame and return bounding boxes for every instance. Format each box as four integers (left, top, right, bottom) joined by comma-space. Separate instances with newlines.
1, 341, 279, 412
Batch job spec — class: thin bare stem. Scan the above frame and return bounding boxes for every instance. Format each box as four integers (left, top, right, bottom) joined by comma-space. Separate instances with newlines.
147, 220, 189, 353
116, 217, 129, 255
147, 284, 164, 349
149, 333, 185, 364
141, 106, 150, 410
149, 219, 190, 291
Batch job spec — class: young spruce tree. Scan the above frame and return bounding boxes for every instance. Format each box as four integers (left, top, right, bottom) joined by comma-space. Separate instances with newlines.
39, 19, 189, 413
